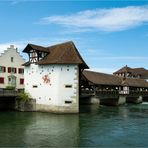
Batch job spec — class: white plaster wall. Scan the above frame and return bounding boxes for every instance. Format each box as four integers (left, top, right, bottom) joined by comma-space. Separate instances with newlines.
0, 46, 25, 89
24, 64, 79, 110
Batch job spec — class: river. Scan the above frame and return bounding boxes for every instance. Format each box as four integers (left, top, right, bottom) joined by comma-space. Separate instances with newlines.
0, 103, 148, 147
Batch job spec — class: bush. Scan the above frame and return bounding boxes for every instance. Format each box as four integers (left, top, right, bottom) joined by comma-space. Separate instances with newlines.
5, 86, 15, 90
16, 92, 30, 102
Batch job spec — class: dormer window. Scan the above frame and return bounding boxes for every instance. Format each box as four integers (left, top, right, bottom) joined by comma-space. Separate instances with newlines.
29, 50, 47, 63
29, 50, 38, 63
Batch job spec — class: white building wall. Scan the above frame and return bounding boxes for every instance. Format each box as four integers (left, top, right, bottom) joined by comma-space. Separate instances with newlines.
0, 45, 25, 89
24, 64, 79, 113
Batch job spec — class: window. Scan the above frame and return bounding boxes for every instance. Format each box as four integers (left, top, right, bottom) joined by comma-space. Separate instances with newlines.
11, 57, 14, 62
20, 79, 24, 85
0, 77, 4, 84
65, 101, 72, 104
8, 67, 11, 73
18, 68, 24, 74
8, 67, 17, 73
65, 85, 72, 88
8, 77, 11, 82
33, 85, 38, 88
0, 66, 6, 73
12, 68, 16, 73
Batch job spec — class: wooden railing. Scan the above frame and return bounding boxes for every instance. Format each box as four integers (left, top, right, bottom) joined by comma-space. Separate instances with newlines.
129, 90, 148, 97
81, 89, 148, 97
81, 90, 119, 96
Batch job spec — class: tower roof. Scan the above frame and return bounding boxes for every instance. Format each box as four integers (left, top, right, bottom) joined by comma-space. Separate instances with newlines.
23, 41, 89, 69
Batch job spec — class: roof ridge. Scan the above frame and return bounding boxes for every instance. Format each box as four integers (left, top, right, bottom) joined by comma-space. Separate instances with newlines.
28, 43, 46, 48
71, 42, 89, 68
47, 41, 73, 48
85, 70, 116, 77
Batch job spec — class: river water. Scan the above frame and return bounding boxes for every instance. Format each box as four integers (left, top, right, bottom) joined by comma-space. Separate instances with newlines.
0, 104, 148, 147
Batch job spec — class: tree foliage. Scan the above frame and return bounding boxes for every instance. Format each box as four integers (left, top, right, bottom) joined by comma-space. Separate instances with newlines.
16, 92, 30, 102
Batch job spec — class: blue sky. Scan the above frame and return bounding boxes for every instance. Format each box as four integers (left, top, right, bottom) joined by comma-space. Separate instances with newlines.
0, 0, 148, 73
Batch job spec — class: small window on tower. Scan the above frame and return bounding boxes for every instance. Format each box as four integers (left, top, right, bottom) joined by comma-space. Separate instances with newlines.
11, 57, 14, 62
65, 101, 72, 104
33, 85, 38, 88
65, 85, 72, 88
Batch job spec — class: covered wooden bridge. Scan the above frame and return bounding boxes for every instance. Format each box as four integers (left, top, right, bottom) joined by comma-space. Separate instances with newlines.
80, 70, 148, 105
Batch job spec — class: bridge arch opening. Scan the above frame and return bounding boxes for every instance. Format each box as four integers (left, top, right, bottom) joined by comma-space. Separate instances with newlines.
0, 97, 16, 111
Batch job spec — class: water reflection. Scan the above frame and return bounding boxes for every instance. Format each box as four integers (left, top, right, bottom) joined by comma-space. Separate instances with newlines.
24, 113, 79, 147
0, 112, 79, 147
0, 104, 148, 147
79, 104, 148, 147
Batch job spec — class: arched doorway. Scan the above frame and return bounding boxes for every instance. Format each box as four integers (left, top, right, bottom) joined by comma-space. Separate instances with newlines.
8, 75, 16, 88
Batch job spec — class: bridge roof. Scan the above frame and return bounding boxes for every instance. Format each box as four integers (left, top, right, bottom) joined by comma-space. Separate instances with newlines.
83, 70, 122, 86
126, 77, 148, 88
83, 70, 148, 88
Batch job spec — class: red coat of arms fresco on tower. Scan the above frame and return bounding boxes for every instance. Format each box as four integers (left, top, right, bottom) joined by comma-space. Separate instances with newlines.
42, 74, 51, 85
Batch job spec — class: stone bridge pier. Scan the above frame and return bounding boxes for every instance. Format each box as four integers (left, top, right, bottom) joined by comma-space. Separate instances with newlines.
126, 95, 143, 104
80, 89, 147, 106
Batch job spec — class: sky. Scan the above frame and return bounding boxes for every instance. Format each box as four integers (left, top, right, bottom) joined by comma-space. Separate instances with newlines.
0, 0, 148, 73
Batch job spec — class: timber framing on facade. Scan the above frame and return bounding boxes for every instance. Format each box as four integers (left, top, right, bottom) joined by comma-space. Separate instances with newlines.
113, 65, 148, 79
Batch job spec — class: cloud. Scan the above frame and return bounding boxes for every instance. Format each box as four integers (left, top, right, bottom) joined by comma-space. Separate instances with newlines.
40, 5, 148, 32
94, 56, 148, 60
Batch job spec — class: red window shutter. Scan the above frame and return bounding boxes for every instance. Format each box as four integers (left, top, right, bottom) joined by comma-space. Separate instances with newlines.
19, 68, 24, 74
8, 67, 11, 73
20, 78, 24, 85
4, 67, 6, 72
15, 68, 17, 73
0, 77, 4, 84
19, 68, 21, 74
